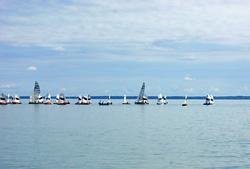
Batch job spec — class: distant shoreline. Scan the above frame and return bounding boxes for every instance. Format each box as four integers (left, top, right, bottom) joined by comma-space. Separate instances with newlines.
19, 96, 250, 100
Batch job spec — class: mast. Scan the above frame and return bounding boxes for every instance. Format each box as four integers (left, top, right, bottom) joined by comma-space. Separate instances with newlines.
124, 94, 126, 103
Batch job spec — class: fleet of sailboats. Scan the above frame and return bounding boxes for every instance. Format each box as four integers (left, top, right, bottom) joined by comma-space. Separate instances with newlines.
1, 81, 218, 106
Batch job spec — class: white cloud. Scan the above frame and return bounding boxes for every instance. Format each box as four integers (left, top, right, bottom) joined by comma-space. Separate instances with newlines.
184, 75, 195, 81
243, 84, 248, 91
1, 0, 250, 62
0, 84, 17, 89
26, 66, 37, 71
61, 88, 66, 91
185, 88, 194, 93
211, 87, 220, 92
52, 46, 65, 51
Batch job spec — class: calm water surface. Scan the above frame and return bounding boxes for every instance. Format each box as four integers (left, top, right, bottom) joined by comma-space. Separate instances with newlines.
1, 99, 250, 168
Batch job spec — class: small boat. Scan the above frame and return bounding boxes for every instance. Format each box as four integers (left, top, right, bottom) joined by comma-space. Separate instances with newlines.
53, 94, 59, 104
107, 95, 112, 104
12, 94, 21, 104
75, 94, 83, 104
135, 82, 149, 104
182, 95, 187, 106
203, 94, 215, 105
29, 81, 43, 104
44, 93, 52, 105
122, 94, 130, 104
0, 93, 8, 105
7, 94, 11, 104
99, 100, 110, 105
82, 94, 90, 105
163, 95, 168, 104
157, 93, 164, 105
57, 93, 69, 105
88, 94, 91, 104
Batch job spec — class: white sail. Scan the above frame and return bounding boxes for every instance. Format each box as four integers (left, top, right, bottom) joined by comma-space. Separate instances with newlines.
55, 94, 59, 103
12, 94, 21, 104
59, 93, 66, 104
204, 94, 215, 105
82, 94, 89, 104
0, 93, 7, 104
157, 93, 164, 105
7, 94, 10, 103
136, 82, 146, 102
124, 94, 126, 103
29, 81, 43, 103
45, 93, 51, 103
184, 95, 187, 104
108, 94, 112, 104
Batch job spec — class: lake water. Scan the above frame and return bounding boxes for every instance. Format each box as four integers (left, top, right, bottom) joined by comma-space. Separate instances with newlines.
1, 99, 250, 168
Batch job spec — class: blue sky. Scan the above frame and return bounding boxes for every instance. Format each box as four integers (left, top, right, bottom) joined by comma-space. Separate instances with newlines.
1, 0, 250, 96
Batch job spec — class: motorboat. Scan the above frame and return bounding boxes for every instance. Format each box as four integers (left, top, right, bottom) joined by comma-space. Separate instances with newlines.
29, 81, 43, 104
157, 93, 164, 105
12, 94, 21, 104
44, 93, 52, 105
182, 95, 187, 106
122, 94, 130, 104
135, 82, 149, 104
163, 95, 168, 104
57, 93, 69, 105
82, 94, 90, 105
0, 93, 8, 105
203, 94, 215, 105
75, 94, 83, 104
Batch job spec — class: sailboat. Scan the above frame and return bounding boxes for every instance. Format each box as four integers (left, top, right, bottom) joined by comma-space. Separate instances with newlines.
7, 94, 11, 104
12, 94, 21, 104
182, 95, 187, 106
163, 95, 168, 104
99, 95, 112, 105
157, 93, 164, 105
29, 81, 43, 104
75, 94, 83, 104
203, 94, 215, 105
44, 93, 52, 105
0, 93, 8, 105
107, 95, 112, 104
57, 93, 69, 105
82, 94, 90, 105
135, 82, 149, 104
88, 94, 91, 104
54, 94, 59, 104
122, 94, 130, 104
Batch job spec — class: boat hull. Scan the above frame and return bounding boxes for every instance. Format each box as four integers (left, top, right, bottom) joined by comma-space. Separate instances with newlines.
182, 103, 187, 106
122, 102, 131, 104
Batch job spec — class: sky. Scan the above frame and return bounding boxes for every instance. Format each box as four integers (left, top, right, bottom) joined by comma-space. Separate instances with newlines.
1, 0, 250, 96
